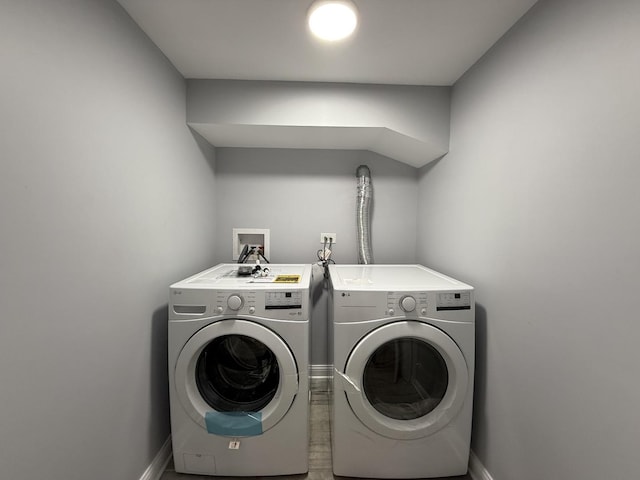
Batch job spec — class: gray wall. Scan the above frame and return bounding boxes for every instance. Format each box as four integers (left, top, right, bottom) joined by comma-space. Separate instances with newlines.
417, 0, 640, 478
0, 1, 216, 479
213, 147, 419, 363
214, 148, 418, 265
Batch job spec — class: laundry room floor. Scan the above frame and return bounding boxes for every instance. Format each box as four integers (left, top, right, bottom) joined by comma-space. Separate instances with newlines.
160, 379, 471, 480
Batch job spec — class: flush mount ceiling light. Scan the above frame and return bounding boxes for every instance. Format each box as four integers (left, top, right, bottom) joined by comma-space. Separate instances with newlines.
307, 0, 358, 42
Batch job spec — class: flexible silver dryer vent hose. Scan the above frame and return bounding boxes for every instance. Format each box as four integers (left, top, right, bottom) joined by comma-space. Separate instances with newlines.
356, 165, 373, 264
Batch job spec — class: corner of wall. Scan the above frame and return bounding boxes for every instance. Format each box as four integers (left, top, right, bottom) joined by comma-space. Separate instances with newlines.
138, 436, 172, 480
469, 451, 495, 480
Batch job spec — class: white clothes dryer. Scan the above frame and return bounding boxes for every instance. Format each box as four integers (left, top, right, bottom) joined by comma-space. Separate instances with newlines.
169, 264, 312, 476
328, 264, 474, 478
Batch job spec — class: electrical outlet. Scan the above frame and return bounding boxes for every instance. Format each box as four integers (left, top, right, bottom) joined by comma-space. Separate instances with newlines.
320, 232, 337, 244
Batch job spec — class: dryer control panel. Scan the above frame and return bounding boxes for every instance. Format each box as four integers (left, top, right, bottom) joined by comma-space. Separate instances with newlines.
332, 289, 473, 323
436, 292, 472, 311
386, 292, 428, 316
384, 291, 472, 318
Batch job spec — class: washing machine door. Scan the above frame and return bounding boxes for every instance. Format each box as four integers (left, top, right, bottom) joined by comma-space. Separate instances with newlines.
174, 319, 298, 436
342, 321, 468, 440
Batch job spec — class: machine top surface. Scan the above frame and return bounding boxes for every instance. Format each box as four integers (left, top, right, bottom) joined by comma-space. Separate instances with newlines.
329, 264, 472, 292
171, 263, 312, 290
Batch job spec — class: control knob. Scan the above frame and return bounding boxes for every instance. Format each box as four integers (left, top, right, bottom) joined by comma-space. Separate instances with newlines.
400, 296, 416, 312
227, 294, 243, 311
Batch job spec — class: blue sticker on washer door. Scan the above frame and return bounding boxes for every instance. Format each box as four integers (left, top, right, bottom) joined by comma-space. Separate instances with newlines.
205, 411, 263, 436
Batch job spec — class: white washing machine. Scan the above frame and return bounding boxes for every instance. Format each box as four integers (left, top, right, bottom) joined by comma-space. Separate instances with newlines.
168, 263, 312, 476
328, 264, 474, 478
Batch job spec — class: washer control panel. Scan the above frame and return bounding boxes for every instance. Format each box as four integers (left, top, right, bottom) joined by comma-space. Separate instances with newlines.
265, 291, 303, 310
212, 290, 307, 320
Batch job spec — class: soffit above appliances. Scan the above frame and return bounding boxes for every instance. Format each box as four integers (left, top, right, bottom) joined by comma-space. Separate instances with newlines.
187, 80, 451, 168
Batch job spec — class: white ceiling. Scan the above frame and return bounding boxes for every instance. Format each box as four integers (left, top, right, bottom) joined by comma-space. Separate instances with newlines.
116, 0, 539, 86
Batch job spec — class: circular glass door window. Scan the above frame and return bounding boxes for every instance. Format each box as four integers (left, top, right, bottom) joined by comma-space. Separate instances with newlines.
196, 334, 280, 412
363, 338, 448, 420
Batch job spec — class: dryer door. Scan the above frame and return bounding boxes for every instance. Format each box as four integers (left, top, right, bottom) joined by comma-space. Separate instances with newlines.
174, 319, 298, 436
342, 321, 468, 440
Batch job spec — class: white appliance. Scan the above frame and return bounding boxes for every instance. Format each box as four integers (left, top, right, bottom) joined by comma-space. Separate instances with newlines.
328, 264, 474, 478
169, 263, 312, 476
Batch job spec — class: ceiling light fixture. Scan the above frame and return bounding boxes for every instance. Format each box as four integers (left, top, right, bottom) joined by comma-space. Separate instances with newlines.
307, 0, 358, 42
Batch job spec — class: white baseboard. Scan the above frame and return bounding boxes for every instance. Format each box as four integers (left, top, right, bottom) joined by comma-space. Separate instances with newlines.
309, 364, 332, 378
139, 435, 172, 480
468, 450, 494, 480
